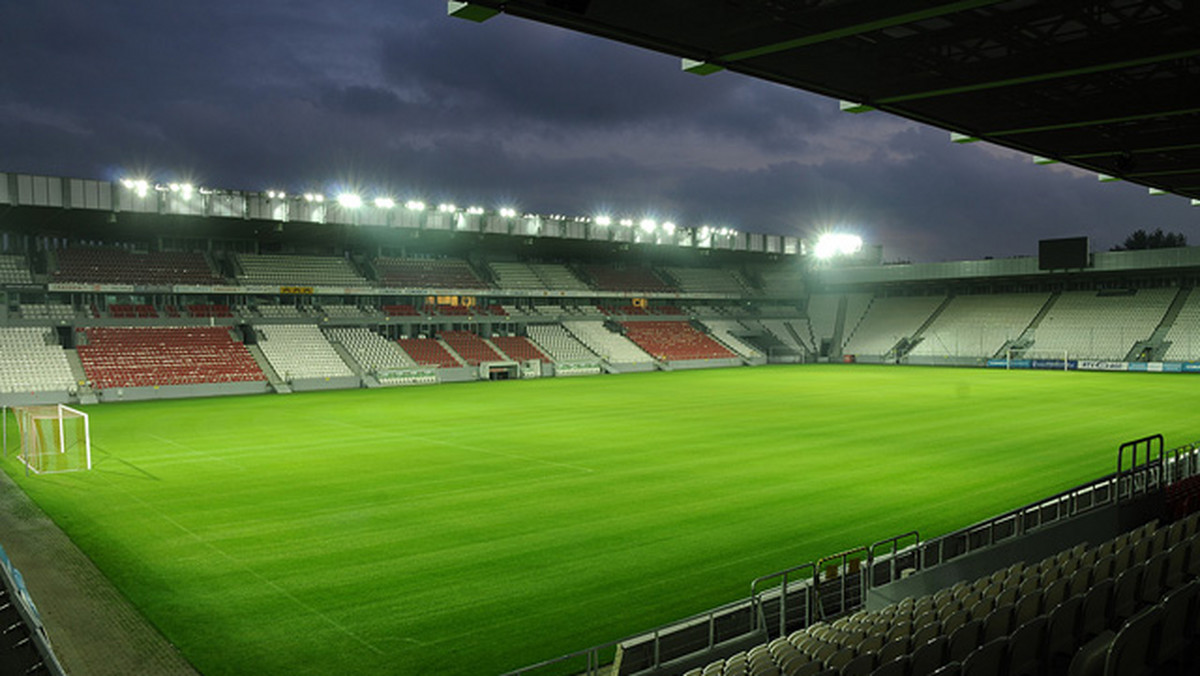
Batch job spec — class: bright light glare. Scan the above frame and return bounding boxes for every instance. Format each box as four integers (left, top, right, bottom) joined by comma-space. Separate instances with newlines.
466, 206, 485, 215
594, 215, 612, 226
122, 178, 150, 198
499, 207, 517, 218
639, 218, 657, 233
814, 233, 863, 260
337, 193, 363, 209
374, 197, 395, 209
405, 200, 426, 211
663, 221, 676, 235
438, 203, 456, 213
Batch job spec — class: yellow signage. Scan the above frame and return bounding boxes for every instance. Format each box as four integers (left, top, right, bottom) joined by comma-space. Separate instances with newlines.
280, 286, 314, 294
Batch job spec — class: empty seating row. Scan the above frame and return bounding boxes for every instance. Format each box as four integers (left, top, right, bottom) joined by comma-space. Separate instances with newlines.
19, 303, 75, 320
843, 296, 946, 357
395, 338, 462, 367
490, 335, 551, 362
108, 304, 157, 318
0, 328, 77, 394
77, 327, 264, 389
374, 257, 489, 289
580, 265, 677, 292
256, 325, 353, 380
323, 327, 416, 374
1030, 289, 1175, 361
526, 324, 597, 362
622, 321, 736, 361
909, 294, 1049, 359
54, 248, 223, 285
1162, 290, 1200, 363
235, 253, 369, 287
664, 266, 749, 295
563, 321, 653, 363
440, 331, 506, 365
701, 320, 764, 359
0, 254, 34, 285
684, 512, 1200, 676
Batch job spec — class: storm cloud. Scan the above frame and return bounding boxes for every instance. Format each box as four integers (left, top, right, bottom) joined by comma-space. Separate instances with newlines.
0, 1, 1194, 261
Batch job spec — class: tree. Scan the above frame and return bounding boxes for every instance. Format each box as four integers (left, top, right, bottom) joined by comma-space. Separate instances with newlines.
1111, 228, 1187, 251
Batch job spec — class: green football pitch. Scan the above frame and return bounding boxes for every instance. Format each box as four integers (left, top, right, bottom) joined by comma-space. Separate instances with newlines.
3, 365, 1197, 675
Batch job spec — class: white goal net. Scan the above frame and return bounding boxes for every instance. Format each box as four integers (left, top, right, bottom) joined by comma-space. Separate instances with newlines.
3, 405, 91, 475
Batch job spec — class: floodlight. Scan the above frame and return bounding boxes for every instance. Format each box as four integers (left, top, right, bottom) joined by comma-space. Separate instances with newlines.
374, 197, 395, 209
438, 203, 457, 213
663, 222, 676, 235
640, 218, 657, 233
267, 190, 286, 199
814, 232, 863, 260
499, 207, 517, 218
466, 206, 484, 215
122, 178, 150, 198
337, 193, 363, 209
594, 215, 612, 226
405, 200, 426, 211
619, 218, 633, 227
179, 183, 194, 199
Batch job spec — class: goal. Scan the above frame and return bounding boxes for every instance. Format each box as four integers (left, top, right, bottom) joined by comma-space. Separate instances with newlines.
3, 405, 91, 475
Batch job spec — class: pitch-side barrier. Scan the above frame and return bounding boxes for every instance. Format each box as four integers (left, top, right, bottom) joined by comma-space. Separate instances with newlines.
500, 438, 1200, 676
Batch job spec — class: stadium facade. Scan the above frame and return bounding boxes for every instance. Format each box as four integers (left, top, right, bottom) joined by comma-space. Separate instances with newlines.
3, 169, 1200, 676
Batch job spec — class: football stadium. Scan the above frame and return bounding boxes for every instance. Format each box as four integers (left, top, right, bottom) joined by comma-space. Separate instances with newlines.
3, 2, 1200, 676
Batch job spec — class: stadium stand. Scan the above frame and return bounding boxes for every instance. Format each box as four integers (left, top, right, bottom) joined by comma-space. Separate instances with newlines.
0, 328, 77, 394
662, 267, 748, 295
563, 321, 654, 363
490, 335, 551, 362
759, 267, 806, 297
234, 253, 368, 287
622, 321, 736, 361
255, 325, 353, 380
186, 303, 234, 318
382, 304, 423, 317
76, 327, 264, 389
54, 248, 224, 285
1163, 290, 1200, 362
701, 320, 764, 359
256, 305, 306, 319
842, 295, 947, 358
318, 304, 364, 318
530, 263, 590, 291
757, 318, 814, 355
526, 324, 597, 362
373, 256, 489, 289
323, 327, 417, 374
107, 304, 158, 318
908, 293, 1051, 360
488, 261, 546, 290
580, 265, 676, 292
679, 512, 1200, 676
19, 303, 76, 321
395, 338, 462, 368
1029, 288, 1175, 360
0, 254, 34, 285
440, 330, 506, 365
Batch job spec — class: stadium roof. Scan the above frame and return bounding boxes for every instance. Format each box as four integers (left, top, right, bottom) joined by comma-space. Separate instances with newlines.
454, 0, 1200, 203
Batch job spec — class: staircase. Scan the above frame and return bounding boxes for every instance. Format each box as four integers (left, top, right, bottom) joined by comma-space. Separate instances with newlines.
1134, 287, 1193, 361
1006, 291, 1061, 358
64, 349, 98, 404
246, 344, 290, 394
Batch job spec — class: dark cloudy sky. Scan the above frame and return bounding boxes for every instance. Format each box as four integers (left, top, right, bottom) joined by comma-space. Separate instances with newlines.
1, 1, 1195, 262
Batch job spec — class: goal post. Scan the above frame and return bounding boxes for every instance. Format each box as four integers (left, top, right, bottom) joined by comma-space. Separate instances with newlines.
6, 405, 91, 475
